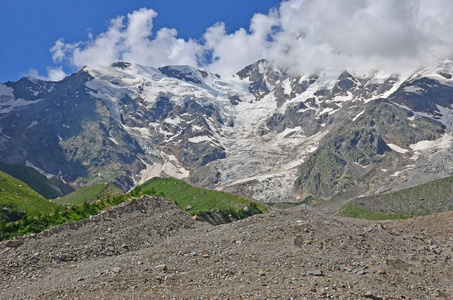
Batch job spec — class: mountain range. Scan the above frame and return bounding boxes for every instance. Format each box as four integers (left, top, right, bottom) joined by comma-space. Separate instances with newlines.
1, 59, 453, 203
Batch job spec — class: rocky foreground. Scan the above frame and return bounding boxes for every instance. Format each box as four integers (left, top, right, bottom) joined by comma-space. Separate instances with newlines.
1, 195, 452, 299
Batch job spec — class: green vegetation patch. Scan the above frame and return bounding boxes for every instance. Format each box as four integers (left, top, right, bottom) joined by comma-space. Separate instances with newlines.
1, 191, 130, 242
52, 182, 122, 205
0, 161, 73, 199
337, 202, 407, 220
338, 176, 453, 220
0, 171, 60, 222
1, 177, 267, 242
133, 177, 267, 217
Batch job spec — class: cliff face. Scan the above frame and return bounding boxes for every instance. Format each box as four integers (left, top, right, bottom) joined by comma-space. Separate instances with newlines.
1, 60, 453, 201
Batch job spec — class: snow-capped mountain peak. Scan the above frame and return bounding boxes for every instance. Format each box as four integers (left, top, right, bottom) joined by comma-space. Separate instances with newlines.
1, 59, 453, 202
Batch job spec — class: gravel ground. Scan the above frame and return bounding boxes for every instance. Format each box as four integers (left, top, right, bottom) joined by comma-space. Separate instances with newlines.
1, 195, 452, 299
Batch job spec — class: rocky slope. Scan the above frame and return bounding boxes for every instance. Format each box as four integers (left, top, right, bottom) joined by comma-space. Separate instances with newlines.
1, 60, 453, 201
0, 196, 452, 299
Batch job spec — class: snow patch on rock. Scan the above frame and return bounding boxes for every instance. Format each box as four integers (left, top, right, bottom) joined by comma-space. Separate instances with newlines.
387, 143, 409, 154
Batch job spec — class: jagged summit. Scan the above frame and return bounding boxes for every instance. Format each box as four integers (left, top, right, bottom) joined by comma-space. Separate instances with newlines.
110, 61, 132, 69
158, 65, 206, 85
1, 59, 453, 201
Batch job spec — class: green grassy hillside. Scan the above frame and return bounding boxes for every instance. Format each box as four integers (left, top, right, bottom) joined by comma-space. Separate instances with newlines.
0, 170, 60, 222
1, 177, 267, 241
0, 161, 73, 199
52, 182, 122, 205
133, 177, 268, 217
338, 176, 453, 220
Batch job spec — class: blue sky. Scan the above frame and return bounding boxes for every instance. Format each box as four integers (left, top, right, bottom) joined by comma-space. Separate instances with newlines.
0, 0, 281, 82
2, 1, 452, 82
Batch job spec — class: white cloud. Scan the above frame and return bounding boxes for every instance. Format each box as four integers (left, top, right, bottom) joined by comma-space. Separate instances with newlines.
28, 67, 67, 81
202, 10, 280, 75
49, 1, 453, 77
262, 0, 453, 75
46, 67, 67, 81
51, 8, 203, 70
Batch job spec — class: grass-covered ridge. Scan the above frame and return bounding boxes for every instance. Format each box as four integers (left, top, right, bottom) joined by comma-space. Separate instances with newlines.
0, 161, 73, 199
0, 170, 60, 222
52, 183, 122, 205
133, 177, 268, 218
1, 177, 267, 241
338, 176, 453, 220
1, 192, 130, 242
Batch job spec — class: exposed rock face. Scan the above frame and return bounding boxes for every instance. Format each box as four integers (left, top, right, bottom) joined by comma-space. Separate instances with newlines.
294, 99, 447, 199
1, 60, 453, 200
390, 78, 453, 114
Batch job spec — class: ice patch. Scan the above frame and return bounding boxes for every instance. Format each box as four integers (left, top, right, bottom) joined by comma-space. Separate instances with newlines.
283, 79, 292, 95
354, 162, 369, 168
109, 136, 119, 145
352, 110, 366, 121
333, 93, 353, 102
319, 107, 334, 115
0, 128, 11, 139
164, 132, 181, 143
137, 152, 190, 183
0, 84, 14, 97
410, 133, 452, 151
391, 102, 451, 128
387, 143, 409, 154
0, 87, 43, 114
135, 158, 155, 186
158, 127, 173, 136
84, 63, 243, 132
276, 126, 306, 141
298, 107, 314, 113
403, 86, 424, 93
188, 135, 213, 143
25, 161, 56, 179
191, 125, 203, 132
148, 122, 160, 128
27, 120, 38, 129
164, 116, 181, 126
411, 60, 453, 85
123, 125, 152, 139
390, 171, 402, 177
435, 105, 453, 129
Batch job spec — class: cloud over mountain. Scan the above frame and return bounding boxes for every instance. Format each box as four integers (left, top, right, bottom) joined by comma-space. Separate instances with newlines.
50, 0, 453, 77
